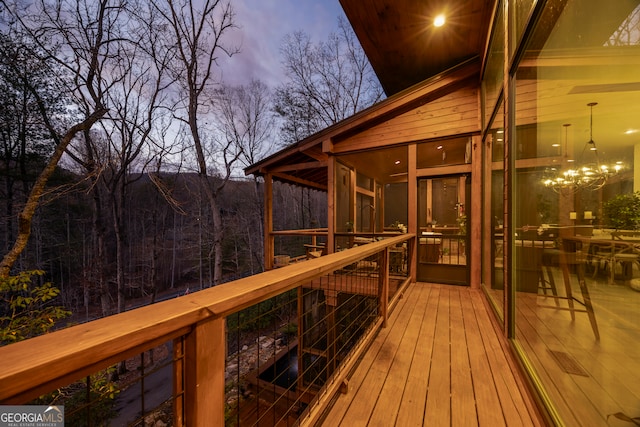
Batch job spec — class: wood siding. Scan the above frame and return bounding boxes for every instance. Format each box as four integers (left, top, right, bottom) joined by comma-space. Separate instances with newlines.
334, 87, 480, 154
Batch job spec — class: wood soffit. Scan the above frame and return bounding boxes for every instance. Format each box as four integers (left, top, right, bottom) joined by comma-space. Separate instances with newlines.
339, 0, 494, 96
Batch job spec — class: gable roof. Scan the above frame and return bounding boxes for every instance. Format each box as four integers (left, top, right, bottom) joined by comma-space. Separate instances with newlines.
245, 58, 481, 190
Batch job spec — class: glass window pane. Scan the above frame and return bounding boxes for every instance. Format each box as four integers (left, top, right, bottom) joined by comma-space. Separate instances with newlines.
485, 100, 505, 317
484, 3, 505, 129
510, 0, 536, 54
513, 1, 640, 424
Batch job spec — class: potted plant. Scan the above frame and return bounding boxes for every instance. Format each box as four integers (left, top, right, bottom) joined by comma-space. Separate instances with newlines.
390, 221, 407, 233
456, 214, 467, 235
603, 192, 640, 230
604, 192, 640, 292
456, 214, 467, 255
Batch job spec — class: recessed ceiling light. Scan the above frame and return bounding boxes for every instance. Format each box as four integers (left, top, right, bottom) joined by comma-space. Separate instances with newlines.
626, 129, 638, 134
394, 160, 401, 165
434, 14, 445, 27
551, 143, 560, 147
436, 145, 443, 150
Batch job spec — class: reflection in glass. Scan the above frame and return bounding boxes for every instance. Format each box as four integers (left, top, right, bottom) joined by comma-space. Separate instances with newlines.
511, 0, 640, 424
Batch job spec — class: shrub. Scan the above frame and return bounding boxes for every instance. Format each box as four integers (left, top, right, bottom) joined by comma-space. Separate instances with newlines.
0, 270, 71, 345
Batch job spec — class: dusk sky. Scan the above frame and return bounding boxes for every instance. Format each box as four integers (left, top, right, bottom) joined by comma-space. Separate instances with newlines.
218, 0, 348, 87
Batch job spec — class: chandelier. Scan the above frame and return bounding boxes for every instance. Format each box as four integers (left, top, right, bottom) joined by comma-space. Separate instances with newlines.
542, 102, 622, 192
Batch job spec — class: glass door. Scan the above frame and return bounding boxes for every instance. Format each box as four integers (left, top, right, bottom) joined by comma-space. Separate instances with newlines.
417, 174, 470, 285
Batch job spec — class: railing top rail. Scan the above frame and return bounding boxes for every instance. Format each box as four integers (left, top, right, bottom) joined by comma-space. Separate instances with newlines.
270, 228, 328, 236
0, 234, 414, 403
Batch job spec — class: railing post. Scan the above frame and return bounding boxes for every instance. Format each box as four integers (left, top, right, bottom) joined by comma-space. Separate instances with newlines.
325, 289, 338, 375
265, 173, 274, 269
173, 338, 185, 426
379, 248, 389, 327
407, 236, 416, 283
183, 317, 226, 426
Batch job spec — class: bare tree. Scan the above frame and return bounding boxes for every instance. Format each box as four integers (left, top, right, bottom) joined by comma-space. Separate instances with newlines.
154, 0, 240, 286
215, 79, 276, 271
215, 80, 276, 169
66, 1, 175, 314
0, 0, 125, 277
274, 17, 384, 146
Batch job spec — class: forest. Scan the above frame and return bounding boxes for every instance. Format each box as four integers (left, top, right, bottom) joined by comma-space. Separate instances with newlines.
2, 166, 327, 320
0, 0, 382, 337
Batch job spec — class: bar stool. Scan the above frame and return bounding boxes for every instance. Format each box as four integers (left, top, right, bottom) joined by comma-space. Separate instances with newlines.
539, 240, 599, 340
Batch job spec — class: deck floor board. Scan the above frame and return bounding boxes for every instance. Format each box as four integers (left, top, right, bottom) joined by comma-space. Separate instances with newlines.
319, 283, 544, 426
367, 283, 428, 427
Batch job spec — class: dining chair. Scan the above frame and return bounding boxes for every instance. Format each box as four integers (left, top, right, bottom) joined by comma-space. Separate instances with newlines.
590, 240, 639, 284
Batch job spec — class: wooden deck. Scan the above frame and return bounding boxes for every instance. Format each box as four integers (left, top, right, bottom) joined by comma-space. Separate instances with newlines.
318, 283, 545, 427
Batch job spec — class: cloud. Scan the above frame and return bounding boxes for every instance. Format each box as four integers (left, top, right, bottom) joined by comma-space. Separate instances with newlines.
218, 0, 345, 88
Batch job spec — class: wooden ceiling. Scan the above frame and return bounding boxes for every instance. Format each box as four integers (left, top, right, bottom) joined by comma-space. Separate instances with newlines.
339, 0, 494, 95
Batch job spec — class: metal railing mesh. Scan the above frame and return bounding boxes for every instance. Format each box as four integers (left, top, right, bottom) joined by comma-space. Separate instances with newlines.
4, 236, 413, 426
224, 251, 391, 426
27, 339, 176, 426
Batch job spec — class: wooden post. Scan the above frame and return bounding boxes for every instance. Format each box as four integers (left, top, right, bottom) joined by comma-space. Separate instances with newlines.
327, 155, 335, 254
407, 236, 415, 281
470, 134, 482, 288
350, 168, 356, 234
483, 130, 493, 288
264, 173, 274, 269
183, 317, 225, 426
408, 144, 418, 281
379, 249, 389, 327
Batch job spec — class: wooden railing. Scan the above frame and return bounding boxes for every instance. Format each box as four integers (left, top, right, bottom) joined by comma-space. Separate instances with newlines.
269, 228, 329, 266
0, 234, 415, 426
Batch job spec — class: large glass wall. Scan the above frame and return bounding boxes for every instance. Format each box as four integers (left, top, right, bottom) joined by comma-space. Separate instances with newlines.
482, 0, 506, 318
485, 102, 505, 318
512, 0, 640, 424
